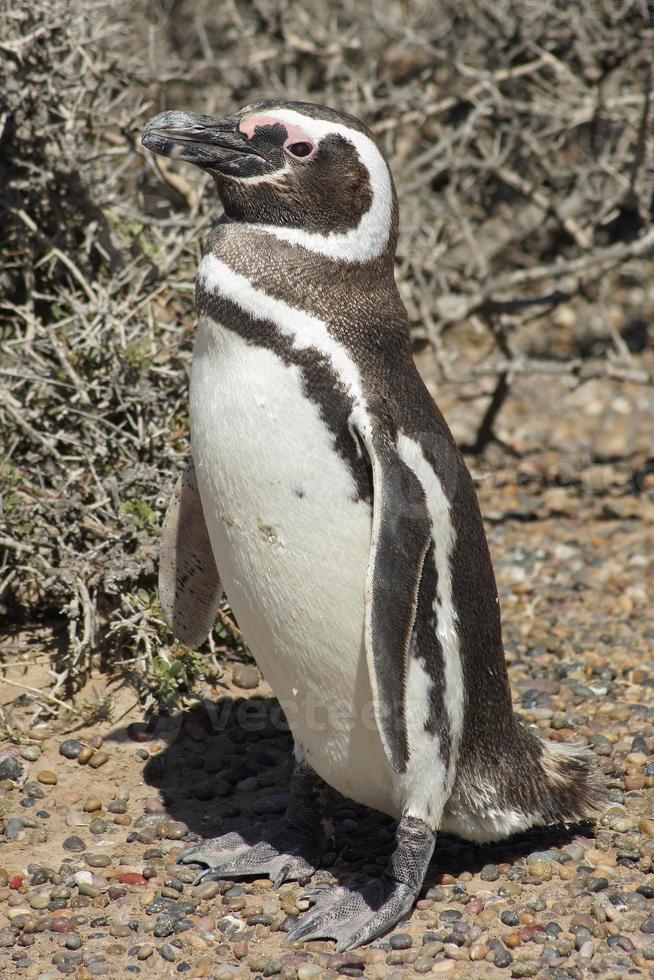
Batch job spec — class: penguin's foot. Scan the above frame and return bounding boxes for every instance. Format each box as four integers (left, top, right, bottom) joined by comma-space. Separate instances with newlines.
179, 760, 327, 887
178, 819, 322, 888
285, 875, 415, 951
285, 815, 435, 952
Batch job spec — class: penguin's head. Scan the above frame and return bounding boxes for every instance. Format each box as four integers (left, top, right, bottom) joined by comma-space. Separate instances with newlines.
143, 100, 397, 257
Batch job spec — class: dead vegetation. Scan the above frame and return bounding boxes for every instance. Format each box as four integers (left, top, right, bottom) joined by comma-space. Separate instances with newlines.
1, 0, 653, 717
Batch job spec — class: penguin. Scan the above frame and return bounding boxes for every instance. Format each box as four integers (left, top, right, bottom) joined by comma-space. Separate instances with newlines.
141, 100, 605, 951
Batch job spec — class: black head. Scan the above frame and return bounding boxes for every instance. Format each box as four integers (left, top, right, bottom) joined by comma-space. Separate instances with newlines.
142, 100, 397, 260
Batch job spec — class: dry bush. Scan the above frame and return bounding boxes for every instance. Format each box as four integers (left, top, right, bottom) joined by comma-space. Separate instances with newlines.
1, 0, 652, 707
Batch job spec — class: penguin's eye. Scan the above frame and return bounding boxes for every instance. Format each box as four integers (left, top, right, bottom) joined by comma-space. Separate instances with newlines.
284, 140, 316, 160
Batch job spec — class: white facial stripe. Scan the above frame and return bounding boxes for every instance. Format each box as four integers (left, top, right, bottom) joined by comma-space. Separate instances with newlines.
238, 107, 393, 263
198, 253, 367, 404
229, 163, 291, 185
397, 433, 464, 776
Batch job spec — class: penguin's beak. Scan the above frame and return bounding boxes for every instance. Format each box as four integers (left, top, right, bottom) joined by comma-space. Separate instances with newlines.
142, 110, 265, 172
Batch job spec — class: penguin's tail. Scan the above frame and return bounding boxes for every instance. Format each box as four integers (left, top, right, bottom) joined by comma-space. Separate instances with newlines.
536, 736, 608, 825
441, 720, 607, 844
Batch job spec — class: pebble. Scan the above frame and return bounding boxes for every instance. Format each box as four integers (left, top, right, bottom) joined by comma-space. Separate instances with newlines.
63, 836, 86, 852
192, 881, 221, 900
19, 745, 41, 762
37, 771, 57, 785
120, 873, 148, 886
297, 966, 322, 979
5, 818, 25, 841
59, 740, 84, 760
232, 666, 259, 689
0, 756, 23, 781
28, 895, 50, 911
159, 943, 176, 961
85, 854, 111, 868
494, 948, 513, 968
89, 752, 109, 769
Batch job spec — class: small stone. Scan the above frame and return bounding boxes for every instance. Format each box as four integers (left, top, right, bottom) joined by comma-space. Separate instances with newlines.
36, 771, 57, 785
83, 797, 102, 813
166, 821, 189, 840
78, 883, 101, 898
144, 799, 165, 814
63, 836, 86, 853
77, 747, 94, 765
192, 881, 221, 901
120, 873, 148, 886
60, 741, 84, 760
5, 818, 25, 841
494, 948, 513, 968
639, 818, 654, 837
159, 943, 176, 961
389, 932, 413, 950
232, 666, 259, 689
297, 966, 322, 979
526, 859, 551, 881
137, 944, 154, 960
641, 917, 654, 934
65, 933, 82, 950
0, 756, 23, 782
501, 911, 520, 926
89, 752, 109, 769
470, 942, 488, 960
480, 864, 499, 881
578, 939, 594, 957
19, 746, 41, 762
85, 854, 111, 868
50, 917, 74, 934
28, 894, 50, 911
510, 965, 538, 978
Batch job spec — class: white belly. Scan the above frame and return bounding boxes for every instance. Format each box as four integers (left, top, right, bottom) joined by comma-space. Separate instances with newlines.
190, 316, 441, 821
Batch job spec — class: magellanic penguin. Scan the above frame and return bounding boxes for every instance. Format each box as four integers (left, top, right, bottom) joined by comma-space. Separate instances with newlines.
142, 101, 605, 951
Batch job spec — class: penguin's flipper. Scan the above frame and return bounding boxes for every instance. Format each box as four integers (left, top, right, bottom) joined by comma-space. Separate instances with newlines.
158, 458, 223, 647
355, 417, 432, 775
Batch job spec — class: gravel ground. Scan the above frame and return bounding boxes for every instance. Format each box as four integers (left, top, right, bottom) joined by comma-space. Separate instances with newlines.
2, 488, 653, 980
2, 361, 653, 979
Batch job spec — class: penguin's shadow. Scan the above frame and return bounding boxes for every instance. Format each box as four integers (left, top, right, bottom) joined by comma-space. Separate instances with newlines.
128, 696, 593, 890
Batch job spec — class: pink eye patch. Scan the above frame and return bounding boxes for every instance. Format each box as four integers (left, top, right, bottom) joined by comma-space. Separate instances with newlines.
239, 115, 316, 158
